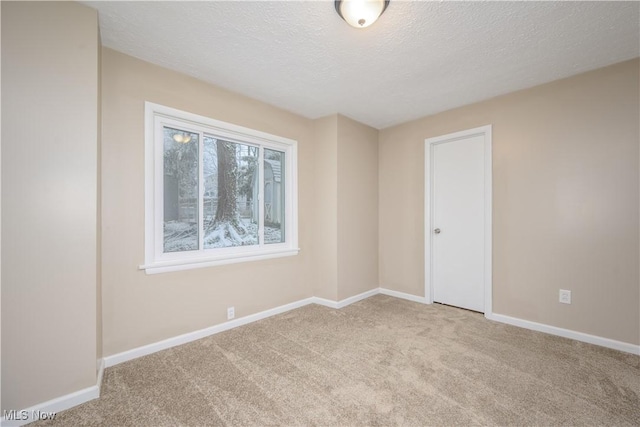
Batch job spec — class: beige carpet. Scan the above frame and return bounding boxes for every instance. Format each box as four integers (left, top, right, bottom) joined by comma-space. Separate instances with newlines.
34, 295, 639, 426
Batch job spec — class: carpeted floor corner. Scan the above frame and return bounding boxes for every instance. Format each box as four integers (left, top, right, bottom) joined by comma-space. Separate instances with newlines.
33, 295, 640, 426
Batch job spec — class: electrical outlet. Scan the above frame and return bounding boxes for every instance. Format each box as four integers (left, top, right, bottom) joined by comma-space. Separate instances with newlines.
559, 289, 571, 304
227, 306, 235, 320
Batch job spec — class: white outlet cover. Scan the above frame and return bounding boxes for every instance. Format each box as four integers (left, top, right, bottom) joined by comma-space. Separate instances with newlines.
559, 290, 571, 304
227, 307, 235, 320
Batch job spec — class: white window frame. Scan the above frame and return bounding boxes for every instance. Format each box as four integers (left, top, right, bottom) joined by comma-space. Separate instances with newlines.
141, 102, 299, 274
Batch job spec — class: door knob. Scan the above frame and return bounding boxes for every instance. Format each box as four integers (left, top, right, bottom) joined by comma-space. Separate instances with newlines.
434, 228, 441, 234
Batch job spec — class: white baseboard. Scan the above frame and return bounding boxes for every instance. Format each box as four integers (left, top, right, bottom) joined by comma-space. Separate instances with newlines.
334, 288, 380, 308
10, 288, 638, 427
96, 358, 105, 392
105, 288, 381, 368
486, 312, 640, 356
1, 360, 104, 427
314, 288, 380, 309
379, 287, 428, 304
105, 289, 380, 367
312, 296, 340, 309
104, 297, 316, 368
375, 288, 639, 356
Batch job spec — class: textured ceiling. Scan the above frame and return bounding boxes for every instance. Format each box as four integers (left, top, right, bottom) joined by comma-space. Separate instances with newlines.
85, 1, 639, 129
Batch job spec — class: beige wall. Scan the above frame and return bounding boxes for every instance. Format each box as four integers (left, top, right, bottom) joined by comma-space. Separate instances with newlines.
101, 49, 317, 356
379, 59, 640, 345
2, 2, 637, 411
313, 115, 339, 300
337, 116, 379, 300
312, 114, 379, 301
1, 1, 99, 410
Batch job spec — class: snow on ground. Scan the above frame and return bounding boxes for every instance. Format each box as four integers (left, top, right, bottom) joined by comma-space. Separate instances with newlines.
163, 221, 198, 252
243, 221, 283, 245
204, 220, 257, 248
164, 219, 282, 252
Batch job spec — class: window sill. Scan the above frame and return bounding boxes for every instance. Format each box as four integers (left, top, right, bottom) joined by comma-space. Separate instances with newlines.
140, 248, 300, 274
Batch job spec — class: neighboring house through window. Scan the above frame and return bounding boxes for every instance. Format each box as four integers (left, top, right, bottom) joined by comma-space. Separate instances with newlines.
142, 102, 298, 274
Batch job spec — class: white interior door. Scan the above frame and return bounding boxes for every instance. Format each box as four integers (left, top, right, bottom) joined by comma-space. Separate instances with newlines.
430, 131, 488, 313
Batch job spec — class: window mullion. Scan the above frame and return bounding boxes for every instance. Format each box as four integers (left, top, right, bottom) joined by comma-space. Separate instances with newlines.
198, 130, 204, 251
258, 146, 265, 246
154, 118, 165, 259
144, 102, 298, 274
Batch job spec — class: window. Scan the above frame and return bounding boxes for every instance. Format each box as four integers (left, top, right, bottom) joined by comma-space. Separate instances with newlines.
142, 102, 298, 274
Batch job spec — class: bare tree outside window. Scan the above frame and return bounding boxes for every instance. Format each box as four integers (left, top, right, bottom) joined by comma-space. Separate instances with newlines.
146, 103, 298, 273
163, 127, 288, 252
203, 138, 258, 248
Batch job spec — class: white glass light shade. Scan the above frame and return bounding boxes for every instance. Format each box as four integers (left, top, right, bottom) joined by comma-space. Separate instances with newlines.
335, 0, 389, 29
172, 133, 192, 144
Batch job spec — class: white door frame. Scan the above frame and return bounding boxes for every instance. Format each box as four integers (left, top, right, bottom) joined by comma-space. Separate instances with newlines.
424, 125, 493, 316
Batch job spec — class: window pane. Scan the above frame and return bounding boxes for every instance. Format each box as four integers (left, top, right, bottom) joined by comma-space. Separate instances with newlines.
203, 137, 259, 249
264, 149, 285, 244
163, 127, 199, 252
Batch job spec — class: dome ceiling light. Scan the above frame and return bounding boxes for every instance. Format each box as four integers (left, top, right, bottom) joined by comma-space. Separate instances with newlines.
172, 132, 192, 144
335, 0, 390, 29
